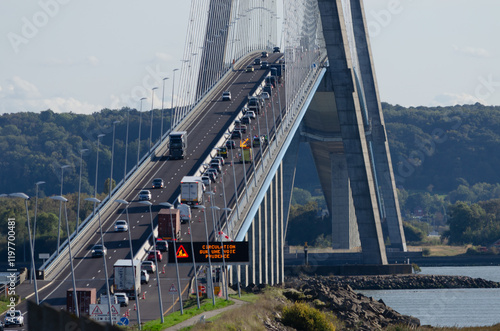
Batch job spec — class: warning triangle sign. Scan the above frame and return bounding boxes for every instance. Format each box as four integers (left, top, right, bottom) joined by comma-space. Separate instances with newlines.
111, 305, 120, 315
176, 245, 189, 258
91, 306, 103, 315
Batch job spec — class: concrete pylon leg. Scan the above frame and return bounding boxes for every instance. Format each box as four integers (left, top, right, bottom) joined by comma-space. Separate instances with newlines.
331, 152, 360, 249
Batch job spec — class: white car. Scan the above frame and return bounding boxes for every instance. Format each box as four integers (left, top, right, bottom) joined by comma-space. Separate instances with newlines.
138, 190, 151, 201
114, 292, 129, 307
222, 91, 231, 101
141, 269, 150, 284
244, 110, 256, 119
141, 261, 156, 274
4, 310, 24, 327
114, 220, 128, 232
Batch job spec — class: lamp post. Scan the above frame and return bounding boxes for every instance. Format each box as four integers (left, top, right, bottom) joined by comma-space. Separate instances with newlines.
159, 202, 183, 314
109, 120, 120, 198
149, 87, 158, 153
197, 205, 215, 305
160, 77, 169, 140
76, 149, 87, 234
51, 195, 78, 316
85, 197, 112, 324
93, 134, 105, 219
10, 193, 39, 304
187, 210, 200, 309
124, 109, 130, 181
210, 206, 228, 300
225, 133, 240, 219
137, 97, 146, 167
171, 68, 179, 130
32, 181, 45, 282
138, 201, 164, 322
57, 164, 71, 255
114, 199, 142, 329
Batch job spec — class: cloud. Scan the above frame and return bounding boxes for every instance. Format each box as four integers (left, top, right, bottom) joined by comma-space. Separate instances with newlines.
452, 45, 491, 58
431, 92, 486, 106
43, 55, 100, 67
87, 55, 99, 66
0, 76, 102, 114
155, 52, 174, 62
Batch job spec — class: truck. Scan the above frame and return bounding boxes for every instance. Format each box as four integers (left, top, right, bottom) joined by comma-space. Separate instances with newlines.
178, 203, 191, 224
241, 147, 253, 163
158, 208, 181, 240
112, 259, 141, 299
67, 288, 96, 316
169, 131, 187, 159
180, 176, 204, 206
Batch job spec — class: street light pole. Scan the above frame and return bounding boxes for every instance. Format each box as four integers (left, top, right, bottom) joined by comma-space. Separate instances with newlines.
93, 134, 105, 219
160, 77, 169, 140
114, 199, 141, 329
10, 193, 39, 304
225, 133, 240, 219
138, 201, 164, 322
57, 164, 70, 255
124, 109, 130, 181
109, 120, 120, 198
137, 97, 146, 167
51, 195, 78, 316
159, 202, 183, 314
85, 197, 112, 324
76, 149, 87, 234
171, 68, 179, 130
150, 87, 158, 153
197, 205, 215, 306
187, 210, 200, 309
32, 181, 45, 282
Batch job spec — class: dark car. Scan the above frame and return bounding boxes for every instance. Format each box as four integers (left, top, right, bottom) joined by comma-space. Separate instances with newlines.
210, 162, 221, 173
231, 130, 242, 140
260, 61, 269, 69
152, 178, 164, 188
155, 240, 168, 252
254, 58, 261, 65
204, 171, 216, 183
261, 51, 268, 58
91, 244, 107, 257
273, 46, 281, 53
226, 140, 236, 149
241, 116, 251, 125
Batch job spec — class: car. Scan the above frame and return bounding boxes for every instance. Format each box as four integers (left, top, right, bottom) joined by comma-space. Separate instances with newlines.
222, 91, 231, 101
254, 58, 261, 65
114, 220, 128, 232
253, 135, 265, 147
245, 65, 254, 72
214, 156, 225, 166
273, 46, 281, 53
210, 162, 221, 173
203, 171, 216, 183
91, 244, 107, 258
231, 130, 242, 140
201, 175, 211, 187
138, 190, 151, 201
141, 261, 156, 274
4, 310, 24, 327
206, 168, 219, 180
235, 124, 247, 133
152, 178, 164, 188
147, 250, 162, 262
261, 51, 268, 58
155, 240, 168, 252
217, 146, 228, 158
260, 61, 269, 69
114, 292, 129, 307
226, 140, 236, 149
241, 116, 251, 125
243, 110, 256, 119
260, 92, 270, 100
141, 269, 150, 284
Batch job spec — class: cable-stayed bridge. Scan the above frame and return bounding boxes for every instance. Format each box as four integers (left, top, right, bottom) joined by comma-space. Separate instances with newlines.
27, 0, 407, 326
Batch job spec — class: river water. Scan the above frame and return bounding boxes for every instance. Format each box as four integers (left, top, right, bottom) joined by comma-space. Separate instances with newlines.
358, 266, 500, 327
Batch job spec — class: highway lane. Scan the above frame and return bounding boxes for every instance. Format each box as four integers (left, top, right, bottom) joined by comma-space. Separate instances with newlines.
25, 51, 286, 327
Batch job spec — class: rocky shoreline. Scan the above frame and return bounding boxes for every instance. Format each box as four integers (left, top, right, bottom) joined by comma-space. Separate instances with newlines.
314, 273, 500, 290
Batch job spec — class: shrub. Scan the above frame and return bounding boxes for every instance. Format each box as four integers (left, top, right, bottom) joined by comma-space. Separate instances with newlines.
282, 302, 335, 331
422, 247, 431, 256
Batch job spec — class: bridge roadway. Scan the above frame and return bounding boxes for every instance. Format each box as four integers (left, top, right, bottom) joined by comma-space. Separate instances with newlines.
20, 52, 286, 327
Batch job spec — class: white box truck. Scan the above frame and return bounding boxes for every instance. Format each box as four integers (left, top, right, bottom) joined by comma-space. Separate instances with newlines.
113, 259, 141, 299
178, 203, 191, 224
180, 176, 204, 206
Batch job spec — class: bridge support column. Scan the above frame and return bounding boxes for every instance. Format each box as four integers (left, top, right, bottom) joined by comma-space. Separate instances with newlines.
331, 152, 360, 249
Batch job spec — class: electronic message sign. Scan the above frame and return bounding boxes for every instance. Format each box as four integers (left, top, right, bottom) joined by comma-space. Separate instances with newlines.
168, 242, 249, 264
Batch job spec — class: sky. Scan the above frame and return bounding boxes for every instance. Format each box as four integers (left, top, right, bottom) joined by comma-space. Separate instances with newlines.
0, 0, 499, 115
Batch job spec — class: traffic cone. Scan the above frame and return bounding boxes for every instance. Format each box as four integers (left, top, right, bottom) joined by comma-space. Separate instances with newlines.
134, 303, 137, 311
162, 265, 166, 274
214, 186, 217, 193
199, 216, 201, 222
188, 227, 191, 235
142, 292, 146, 300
